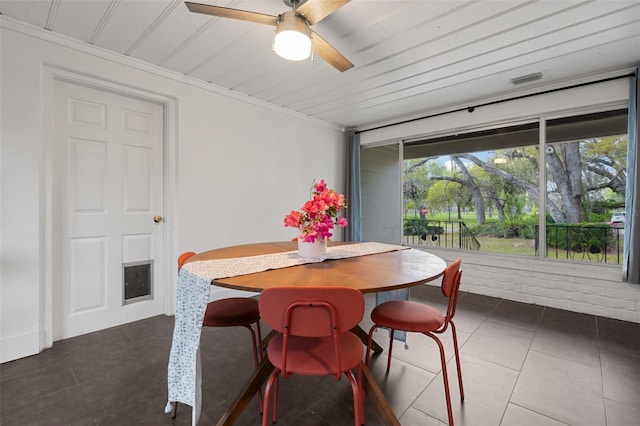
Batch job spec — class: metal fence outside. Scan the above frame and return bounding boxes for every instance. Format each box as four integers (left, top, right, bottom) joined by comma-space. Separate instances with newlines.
403, 219, 481, 251
403, 219, 624, 264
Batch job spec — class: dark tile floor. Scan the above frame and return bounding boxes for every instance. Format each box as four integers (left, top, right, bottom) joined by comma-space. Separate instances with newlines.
2, 287, 640, 426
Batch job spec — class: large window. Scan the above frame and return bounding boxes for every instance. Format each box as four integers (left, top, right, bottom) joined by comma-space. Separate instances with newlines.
401, 109, 628, 264
545, 111, 628, 263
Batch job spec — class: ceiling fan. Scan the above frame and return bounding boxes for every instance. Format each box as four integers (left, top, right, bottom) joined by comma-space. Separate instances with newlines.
185, 0, 354, 72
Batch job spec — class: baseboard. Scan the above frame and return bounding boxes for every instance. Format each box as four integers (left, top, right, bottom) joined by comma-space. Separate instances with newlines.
0, 331, 40, 363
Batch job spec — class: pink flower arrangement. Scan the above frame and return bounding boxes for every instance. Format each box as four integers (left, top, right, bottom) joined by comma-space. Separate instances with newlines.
284, 179, 348, 243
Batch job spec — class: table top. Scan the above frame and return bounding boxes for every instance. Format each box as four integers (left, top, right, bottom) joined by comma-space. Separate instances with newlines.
187, 241, 446, 293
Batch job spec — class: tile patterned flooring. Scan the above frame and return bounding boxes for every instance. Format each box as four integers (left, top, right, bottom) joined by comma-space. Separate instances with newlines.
2, 286, 640, 425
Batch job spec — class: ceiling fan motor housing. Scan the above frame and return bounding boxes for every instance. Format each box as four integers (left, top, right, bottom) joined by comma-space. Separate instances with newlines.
277, 11, 311, 36
283, 0, 310, 8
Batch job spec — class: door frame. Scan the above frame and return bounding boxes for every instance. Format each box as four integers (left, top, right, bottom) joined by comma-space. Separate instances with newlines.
42, 65, 178, 350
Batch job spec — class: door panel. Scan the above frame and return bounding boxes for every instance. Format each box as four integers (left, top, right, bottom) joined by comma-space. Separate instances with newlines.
54, 80, 165, 339
69, 237, 106, 314
69, 138, 107, 212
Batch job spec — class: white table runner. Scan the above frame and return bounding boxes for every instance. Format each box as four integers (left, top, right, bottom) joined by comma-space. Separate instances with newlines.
166, 241, 408, 424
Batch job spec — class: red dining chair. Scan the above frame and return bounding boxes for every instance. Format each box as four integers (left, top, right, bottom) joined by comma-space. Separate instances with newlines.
171, 251, 263, 418
259, 286, 365, 426
366, 257, 464, 426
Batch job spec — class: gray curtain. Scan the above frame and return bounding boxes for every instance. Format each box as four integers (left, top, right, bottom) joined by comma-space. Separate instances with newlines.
624, 68, 639, 284
346, 129, 362, 242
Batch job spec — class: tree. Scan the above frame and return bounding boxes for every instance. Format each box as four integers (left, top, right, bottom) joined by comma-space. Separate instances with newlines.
458, 154, 566, 222
581, 136, 627, 195
427, 180, 465, 219
407, 136, 627, 225
404, 159, 432, 218
497, 148, 538, 221
431, 156, 487, 223
404, 175, 428, 217
546, 142, 583, 222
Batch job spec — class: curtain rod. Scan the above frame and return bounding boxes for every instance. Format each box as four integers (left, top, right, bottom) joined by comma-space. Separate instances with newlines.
355, 72, 634, 135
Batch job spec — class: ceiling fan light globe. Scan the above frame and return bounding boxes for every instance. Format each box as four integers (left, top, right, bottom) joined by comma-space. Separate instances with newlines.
273, 11, 311, 61
274, 30, 311, 61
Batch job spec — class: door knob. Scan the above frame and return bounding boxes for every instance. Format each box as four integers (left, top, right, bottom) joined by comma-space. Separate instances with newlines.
153, 215, 163, 223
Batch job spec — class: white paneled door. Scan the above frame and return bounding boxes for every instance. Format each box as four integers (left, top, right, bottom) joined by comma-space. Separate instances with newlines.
54, 80, 165, 340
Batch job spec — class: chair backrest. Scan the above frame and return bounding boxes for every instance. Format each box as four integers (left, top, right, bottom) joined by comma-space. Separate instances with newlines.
178, 251, 196, 271
441, 257, 462, 297
441, 257, 463, 321
259, 287, 364, 337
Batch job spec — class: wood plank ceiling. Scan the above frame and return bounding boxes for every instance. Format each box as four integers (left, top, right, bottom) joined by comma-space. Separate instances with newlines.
1, 0, 639, 130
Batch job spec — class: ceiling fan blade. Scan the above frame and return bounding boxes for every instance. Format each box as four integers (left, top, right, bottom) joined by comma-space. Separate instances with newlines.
185, 2, 278, 26
311, 30, 353, 72
296, 0, 350, 25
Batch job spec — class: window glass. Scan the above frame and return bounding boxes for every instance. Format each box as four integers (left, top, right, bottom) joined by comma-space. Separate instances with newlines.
545, 110, 628, 264
403, 123, 540, 256
401, 109, 628, 264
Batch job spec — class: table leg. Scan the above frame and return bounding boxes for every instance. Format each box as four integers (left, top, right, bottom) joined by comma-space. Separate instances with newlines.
360, 361, 401, 426
351, 325, 384, 353
215, 329, 278, 426
216, 356, 275, 426
216, 330, 395, 426
261, 329, 277, 354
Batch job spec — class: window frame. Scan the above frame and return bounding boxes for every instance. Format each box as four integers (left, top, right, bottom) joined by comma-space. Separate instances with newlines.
398, 104, 629, 263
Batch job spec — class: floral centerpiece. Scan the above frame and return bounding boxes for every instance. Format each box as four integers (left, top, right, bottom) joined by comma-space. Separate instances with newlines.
284, 179, 348, 244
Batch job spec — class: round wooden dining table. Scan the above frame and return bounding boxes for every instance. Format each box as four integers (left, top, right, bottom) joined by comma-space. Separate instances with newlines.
186, 240, 447, 293
183, 240, 447, 426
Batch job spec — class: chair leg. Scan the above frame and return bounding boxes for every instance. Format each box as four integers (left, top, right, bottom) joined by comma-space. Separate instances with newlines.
262, 370, 280, 426
365, 325, 379, 367
450, 321, 464, 401
244, 325, 264, 413
245, 325, 260, 368
272, 376, 279, 423
426, 333, 454, 426
255, 320, 264, 360
170, 401, 178, 419
344, 369, 364, 426
254, 321, 265, 411
386, 329, 395, 372
365, 325, 396, 372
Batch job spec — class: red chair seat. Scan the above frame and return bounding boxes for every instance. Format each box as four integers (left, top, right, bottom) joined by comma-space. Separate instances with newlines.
267, 333, 363, 376
371, 300, 444, 332
203, 297, 260, 327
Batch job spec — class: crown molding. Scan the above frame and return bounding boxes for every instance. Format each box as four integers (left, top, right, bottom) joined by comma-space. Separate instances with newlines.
0, 15, 344, 132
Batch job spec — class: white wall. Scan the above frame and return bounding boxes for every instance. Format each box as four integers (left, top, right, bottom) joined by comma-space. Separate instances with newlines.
0, 18, 346, 362
434, 250, 640, 324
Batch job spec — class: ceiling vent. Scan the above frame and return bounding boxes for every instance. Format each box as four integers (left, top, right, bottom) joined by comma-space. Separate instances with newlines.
510, 72, 544, 85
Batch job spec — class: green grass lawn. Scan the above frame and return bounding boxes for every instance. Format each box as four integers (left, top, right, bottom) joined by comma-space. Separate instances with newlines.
468, 235, 622, 263
476, 236, 536, 256
421, 234, 622, 264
